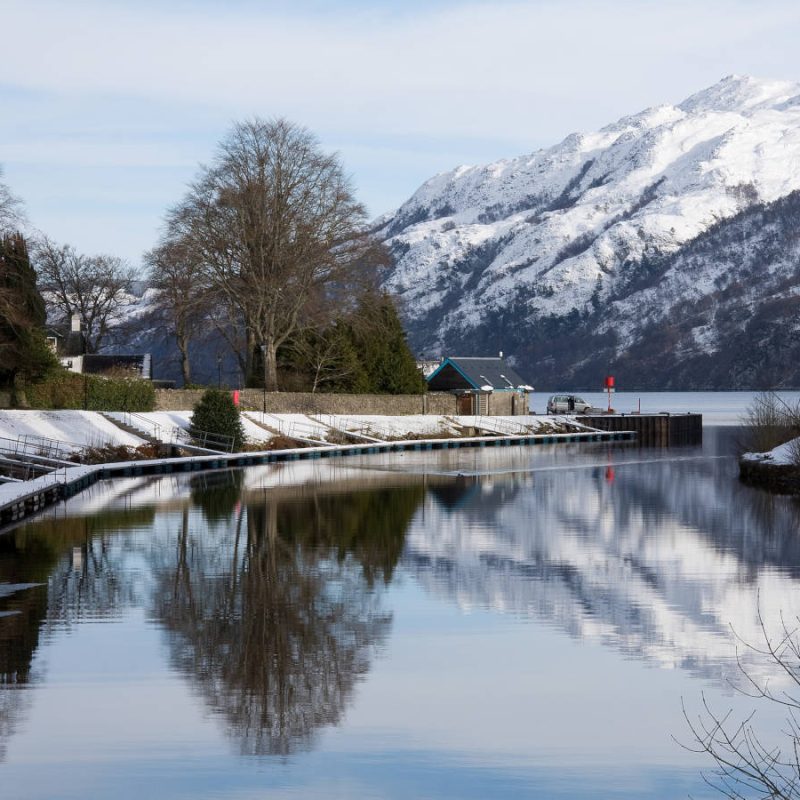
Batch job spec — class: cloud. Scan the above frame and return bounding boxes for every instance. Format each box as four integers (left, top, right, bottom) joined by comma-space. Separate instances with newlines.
6, 0, 800, 140
2, 0, 800, 260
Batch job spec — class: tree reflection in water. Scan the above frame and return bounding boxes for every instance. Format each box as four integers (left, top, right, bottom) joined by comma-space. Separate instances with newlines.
0, 509, 155, 761
152, 479, 423, 756
5, 433, 798, 764
0, 533, 48, 763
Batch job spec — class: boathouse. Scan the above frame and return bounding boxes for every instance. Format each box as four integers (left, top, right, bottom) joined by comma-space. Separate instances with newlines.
426, 356, 532, 415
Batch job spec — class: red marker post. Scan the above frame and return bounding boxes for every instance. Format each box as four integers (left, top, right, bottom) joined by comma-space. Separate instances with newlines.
604, 375, 615, 413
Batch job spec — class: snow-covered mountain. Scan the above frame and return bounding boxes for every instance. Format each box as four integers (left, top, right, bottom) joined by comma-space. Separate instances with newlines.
377, 75, 800, 389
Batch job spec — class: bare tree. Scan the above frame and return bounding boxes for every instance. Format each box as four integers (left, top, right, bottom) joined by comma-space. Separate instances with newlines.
145, 237, 212, 385
0, 167, 25, 234
741, 392, 800, 455
683, 604, 800, 799
33, 237, 137, 352
162, 117, 370, 390
288, 327, 355, 393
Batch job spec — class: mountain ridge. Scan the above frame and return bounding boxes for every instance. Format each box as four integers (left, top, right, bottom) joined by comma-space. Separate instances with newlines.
377, 75, 800, 389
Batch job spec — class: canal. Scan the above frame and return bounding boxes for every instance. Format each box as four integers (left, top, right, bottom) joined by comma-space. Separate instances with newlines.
1, 425, 799, 798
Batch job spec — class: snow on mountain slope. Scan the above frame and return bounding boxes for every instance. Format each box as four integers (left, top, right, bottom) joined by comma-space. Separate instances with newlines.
378, 75, 800, 388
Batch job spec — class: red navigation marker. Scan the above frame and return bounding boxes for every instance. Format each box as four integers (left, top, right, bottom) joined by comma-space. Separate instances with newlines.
604, 376, 615, 413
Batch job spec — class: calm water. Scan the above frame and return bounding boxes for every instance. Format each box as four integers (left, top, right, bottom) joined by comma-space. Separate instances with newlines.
2, 395, 800, 798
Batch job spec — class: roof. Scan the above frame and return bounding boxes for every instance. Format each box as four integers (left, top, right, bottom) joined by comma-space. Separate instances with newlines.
426, 357, 530, 392
83, 354, 152, 379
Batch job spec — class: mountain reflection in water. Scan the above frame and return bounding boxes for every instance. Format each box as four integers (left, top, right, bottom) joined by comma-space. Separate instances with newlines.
404, 429, 800, 682
0, 429, 799, 794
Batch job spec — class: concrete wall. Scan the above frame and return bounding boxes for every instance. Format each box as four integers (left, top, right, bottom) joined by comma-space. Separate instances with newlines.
154, 389, 530, 415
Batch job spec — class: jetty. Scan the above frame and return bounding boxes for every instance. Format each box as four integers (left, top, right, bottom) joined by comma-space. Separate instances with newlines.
578, 413, 703, 446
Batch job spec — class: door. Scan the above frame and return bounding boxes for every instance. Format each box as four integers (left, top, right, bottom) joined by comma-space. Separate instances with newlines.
458, 393, 474, 415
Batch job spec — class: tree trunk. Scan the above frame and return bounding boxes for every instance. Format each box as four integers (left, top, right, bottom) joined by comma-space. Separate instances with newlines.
176, 323, 192, 386
265, 340, 279, 392
245, 328, 256, 387
11, 372, 29, 409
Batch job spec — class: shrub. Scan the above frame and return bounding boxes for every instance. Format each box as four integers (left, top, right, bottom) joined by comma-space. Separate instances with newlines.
741, 391, 800, 455
190, 389, 245, 451
26, 371, 155, 411
72, 442, 164, 464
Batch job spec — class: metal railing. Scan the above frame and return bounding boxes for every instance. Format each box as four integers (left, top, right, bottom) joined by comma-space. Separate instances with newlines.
113, 411, 163, 442
311, 414, 385, 443
0, 434, 76, 462
253, 413, 331, 446
471, 416, 531, 437
0, 434, 79, 481
170, 426, 235, 453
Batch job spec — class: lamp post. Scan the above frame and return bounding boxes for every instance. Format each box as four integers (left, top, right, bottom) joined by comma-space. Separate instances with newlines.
259, 344, 267, 414
82, 322, 88, 411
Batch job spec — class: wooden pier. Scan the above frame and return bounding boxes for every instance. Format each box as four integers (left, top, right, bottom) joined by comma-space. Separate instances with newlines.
578, 413, 703, 446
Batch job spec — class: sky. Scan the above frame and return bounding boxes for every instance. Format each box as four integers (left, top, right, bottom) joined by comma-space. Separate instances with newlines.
3, 0, 800, 269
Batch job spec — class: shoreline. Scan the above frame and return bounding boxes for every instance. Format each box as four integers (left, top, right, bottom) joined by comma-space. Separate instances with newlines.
0, 428, 635, 535
739, 458, 800, 495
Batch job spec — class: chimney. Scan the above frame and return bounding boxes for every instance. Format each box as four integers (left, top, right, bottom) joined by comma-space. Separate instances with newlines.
70, 313, 81, 333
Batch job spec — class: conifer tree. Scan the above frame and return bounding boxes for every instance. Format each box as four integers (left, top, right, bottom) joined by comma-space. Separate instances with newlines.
0, 233, 56, 405
190, 389, 245, 451
353, 293, 426, 394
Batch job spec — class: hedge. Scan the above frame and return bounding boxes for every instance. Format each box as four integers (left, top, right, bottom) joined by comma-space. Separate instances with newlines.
26, 372, 156, 411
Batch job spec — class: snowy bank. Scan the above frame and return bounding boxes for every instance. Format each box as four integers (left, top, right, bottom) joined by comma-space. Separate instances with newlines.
740, 436, 800, 494
0, 410, 591, 460
0, 410, 145, 452
0, 426, 637, 530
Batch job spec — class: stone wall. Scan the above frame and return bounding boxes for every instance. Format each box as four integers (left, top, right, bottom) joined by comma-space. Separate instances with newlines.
154, 389, 530, 415
155, 389, 457, 415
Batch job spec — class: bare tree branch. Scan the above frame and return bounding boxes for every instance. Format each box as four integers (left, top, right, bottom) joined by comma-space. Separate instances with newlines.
160, 117, 373, 390
680, 596, 800, 798
32, 236, 137, 353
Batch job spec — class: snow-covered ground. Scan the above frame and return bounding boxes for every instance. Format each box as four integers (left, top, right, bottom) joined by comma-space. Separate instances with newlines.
0, 410, 145, 452
240, 412, 584, 442
0, 410, 600, 510
0, 410, 588, 455
742, 437, 800, 466
106, 410, 273, 445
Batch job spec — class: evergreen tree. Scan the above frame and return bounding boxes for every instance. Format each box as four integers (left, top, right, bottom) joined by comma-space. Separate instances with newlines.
353, 293, 426, 394
0, 233, 57, 405
190, 389, 245, 451
278, 292, 424, 395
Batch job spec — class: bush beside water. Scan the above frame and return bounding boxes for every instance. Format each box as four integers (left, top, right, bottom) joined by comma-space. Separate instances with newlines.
741, 391, 800, 458
190, 389, 245, 451
739, 391, 800, 494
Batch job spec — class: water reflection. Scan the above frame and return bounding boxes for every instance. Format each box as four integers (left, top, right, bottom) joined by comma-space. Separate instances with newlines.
151, 480, 421, 755
1, 432, 800, 781
0, 534, 50, 763
405, 429, 800, 682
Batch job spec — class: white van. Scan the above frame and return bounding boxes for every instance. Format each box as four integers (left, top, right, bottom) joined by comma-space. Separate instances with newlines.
546, 394, 593, 414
